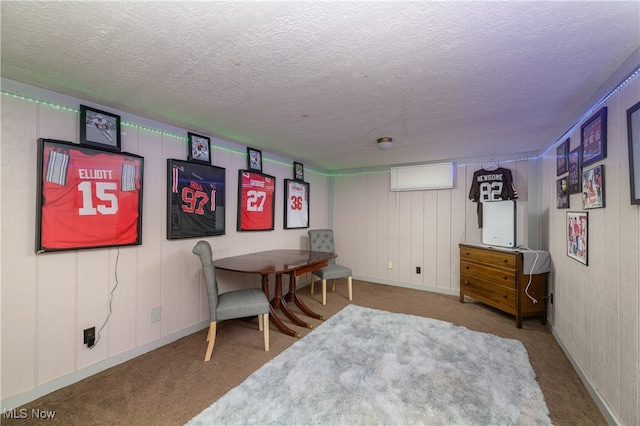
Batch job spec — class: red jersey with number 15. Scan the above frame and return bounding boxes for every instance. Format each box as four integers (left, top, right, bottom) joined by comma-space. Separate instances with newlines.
40, 144, 142, 250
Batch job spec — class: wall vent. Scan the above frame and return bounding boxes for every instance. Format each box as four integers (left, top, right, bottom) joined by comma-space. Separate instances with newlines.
390, 162, 454, 191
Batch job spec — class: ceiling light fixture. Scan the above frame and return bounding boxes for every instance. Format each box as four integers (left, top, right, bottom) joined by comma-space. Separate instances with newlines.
377, 137, 393, 150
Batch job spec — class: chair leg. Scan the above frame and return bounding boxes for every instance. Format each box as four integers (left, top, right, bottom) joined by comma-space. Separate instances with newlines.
322, 279, 327, 305
347, 276, 353, 301
310, 279, 315, 295
332, 279, 336, 292
258, 313, 264, 331
262, 313, 270, 352
204, 322, 217, 362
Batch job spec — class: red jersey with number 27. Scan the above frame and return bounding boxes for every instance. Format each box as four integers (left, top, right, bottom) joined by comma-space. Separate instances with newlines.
239, 171, 274, 230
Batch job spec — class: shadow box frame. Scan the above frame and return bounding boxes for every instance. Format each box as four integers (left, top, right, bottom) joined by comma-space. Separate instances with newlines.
79, 104, 122, 152
567, 146, 582, 194
167, 159, 226, 240
580, 106, 607, 167
36, 138, 144, 253
187, 132, 211, 165
567, 211, 588, 265
237, 169, 276, 232
556, 177, 569, 209
284, 179, 310, 229
556, 138, 569, 176
581, 164, 605, 210
627, 101, 640, 204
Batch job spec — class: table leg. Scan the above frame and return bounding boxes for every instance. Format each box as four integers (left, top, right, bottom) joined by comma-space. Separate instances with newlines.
276, 273, 312, 329
262, 274, 300, 338
286, 273, 326, 321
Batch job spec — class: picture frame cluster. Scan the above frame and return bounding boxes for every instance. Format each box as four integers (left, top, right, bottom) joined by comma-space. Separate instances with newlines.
556, 106, 608, 265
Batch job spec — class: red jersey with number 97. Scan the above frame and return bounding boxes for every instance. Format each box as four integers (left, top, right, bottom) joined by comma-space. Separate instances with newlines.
39, 143, 142, 250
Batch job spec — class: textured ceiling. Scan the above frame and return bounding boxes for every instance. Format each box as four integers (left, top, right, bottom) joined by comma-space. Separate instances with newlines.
2, 1, 639, 171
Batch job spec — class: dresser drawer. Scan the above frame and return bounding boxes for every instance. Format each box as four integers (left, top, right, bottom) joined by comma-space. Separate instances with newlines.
460, 274, 516, 313
460, 259, 516, 288
460, 246, 517, 270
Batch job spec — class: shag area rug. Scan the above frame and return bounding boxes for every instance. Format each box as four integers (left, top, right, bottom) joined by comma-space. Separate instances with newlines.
187, 304, 551, 425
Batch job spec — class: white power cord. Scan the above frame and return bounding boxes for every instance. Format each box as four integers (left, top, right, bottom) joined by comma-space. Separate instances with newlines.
517, 246, 540, 304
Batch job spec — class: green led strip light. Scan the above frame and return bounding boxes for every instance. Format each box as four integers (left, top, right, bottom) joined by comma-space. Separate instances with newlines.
2, 90, 333, 176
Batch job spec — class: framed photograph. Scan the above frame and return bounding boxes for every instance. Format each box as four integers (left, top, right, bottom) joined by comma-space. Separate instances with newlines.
567, 211, 588, 265
581, 106, 607, 167
237, 170, 275, 231
79, 105, 121, 152
556, 138, 569, 176
284, 179, 309, 229
247, 147, 263, 173
35, 138, 143, 252
294, 161, 304, 182
626, 101, 640, 204
167, 159, 225, 239
581, 165, 605, 209
568, 146, 582, 194
556, 177, 569, 209
187, 132, 211, 165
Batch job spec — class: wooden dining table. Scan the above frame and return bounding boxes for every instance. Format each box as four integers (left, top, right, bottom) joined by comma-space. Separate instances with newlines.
214, 249, 337, 338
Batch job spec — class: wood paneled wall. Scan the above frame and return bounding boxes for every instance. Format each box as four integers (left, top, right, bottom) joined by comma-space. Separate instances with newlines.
331, 159, 533, 294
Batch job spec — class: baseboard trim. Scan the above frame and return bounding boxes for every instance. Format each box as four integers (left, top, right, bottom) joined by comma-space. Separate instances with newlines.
1, 320, 210, 411
545, 321, 618, 425
352, 275, 459, 297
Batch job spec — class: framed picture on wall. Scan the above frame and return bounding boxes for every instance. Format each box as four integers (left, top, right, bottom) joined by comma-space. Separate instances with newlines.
284, 179, 309, 229
79, 105, 121, 152
187, 132, 211, 165
567, 211, 588, 265
626, 101, 640, 204
581, 106, 607, 167
556, 177, 569, 209
36, 138, 143, 252
294, 161, 304, 181
567, 146, 582, 194
247, 147, 263, 173
237, 170, 275, 231
556, 138, 569, 176
581, 165, 605, 209
167, 159, 225, 239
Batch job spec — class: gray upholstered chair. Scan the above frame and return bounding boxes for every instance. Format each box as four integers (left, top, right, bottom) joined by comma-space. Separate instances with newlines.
193, 240, 270, 362
307, 229, 353, 305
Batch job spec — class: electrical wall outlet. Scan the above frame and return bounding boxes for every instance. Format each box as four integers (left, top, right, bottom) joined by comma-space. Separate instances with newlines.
387, 261, 393, 270
416, 266, 421, 274
83, 327, 95, 348
151, 307, 161, 323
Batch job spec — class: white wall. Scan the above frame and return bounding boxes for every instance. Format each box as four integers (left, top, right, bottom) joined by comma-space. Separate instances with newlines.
332, 157, 535, 294
540, 71, 639, 426
0, 79, 331, 407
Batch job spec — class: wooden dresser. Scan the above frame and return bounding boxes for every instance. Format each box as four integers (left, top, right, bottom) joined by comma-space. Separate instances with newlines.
459, 243, 548, 328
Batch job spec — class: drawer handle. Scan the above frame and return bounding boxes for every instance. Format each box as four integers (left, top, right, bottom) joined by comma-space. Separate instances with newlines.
502, 293, 508, 298
502, 275, 508, 280
502, 258, 508, 263
465, 265, 470, 270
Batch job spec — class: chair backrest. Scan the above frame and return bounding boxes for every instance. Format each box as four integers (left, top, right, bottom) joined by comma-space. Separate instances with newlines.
308, 229, 336, 264
193, 240, 219, 321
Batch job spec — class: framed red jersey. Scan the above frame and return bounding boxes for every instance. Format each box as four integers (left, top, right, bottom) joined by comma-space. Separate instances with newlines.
237, 170, 275, 231
36, 138, 144, 252
284, 179, 309, 229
